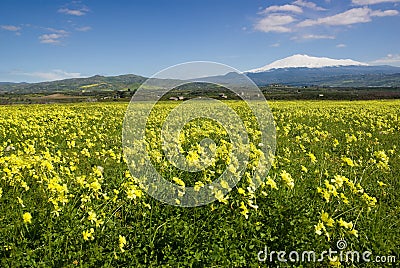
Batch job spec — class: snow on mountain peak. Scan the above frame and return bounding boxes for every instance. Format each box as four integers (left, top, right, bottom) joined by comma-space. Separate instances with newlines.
247, 54, 368, 73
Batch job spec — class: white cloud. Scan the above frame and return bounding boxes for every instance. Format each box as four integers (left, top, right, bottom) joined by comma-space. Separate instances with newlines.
39, 28, 69, 44
270, 42, 281, 47
76, 26, 92, 32
336, 43, 347, 48
58, 6, 89, 16
352, 0, 400, 5
293, 0, 326, 11
297, 7, 371, 26
370, 9, 399, 16
301, 34, 335, 39
39, 33, 65, 44
370, 54, 400, 65
46, 28, 68, 34
297, 7, 398, 27
254, 2, 398, 38
254, 14, 296, 33
23, 70, 82, 81
1, 25, 21, 31
261, 4, 303, 14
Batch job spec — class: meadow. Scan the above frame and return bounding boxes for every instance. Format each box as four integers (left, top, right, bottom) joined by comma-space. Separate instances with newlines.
0, 100, 399, 267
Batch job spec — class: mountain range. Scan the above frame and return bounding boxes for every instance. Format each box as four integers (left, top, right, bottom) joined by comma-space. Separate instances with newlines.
1, 54, 400, 94
244, 54, 400, 87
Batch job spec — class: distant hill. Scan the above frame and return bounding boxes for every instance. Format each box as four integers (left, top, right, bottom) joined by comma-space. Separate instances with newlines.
0, 74, 147, 93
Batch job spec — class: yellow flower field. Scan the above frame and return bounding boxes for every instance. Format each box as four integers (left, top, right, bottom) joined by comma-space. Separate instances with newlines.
0, 100, 398, 267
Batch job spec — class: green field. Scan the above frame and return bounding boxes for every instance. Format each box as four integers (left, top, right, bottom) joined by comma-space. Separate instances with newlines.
0, 100, 399, 267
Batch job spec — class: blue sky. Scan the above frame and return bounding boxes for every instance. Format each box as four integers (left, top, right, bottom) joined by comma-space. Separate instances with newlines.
1, 0, 400, 82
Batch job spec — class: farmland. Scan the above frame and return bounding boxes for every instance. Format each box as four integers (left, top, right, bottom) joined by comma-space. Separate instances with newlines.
0, 100, 399, 267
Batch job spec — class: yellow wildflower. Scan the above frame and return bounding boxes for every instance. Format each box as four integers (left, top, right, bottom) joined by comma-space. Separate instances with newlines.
220, 180, 230, 190
342, 157, 355, 167
82, 228, 95, 241
280, 170, 294, 189
172, 177, 185, 187
340, 193, 349, 204
194, 181, 204, 192
338, 218, 353, 229
237, 187, 246, 195
348, 229, 358, 237
333, 139, 339, 148
377, 181, 386, 187
329, 256, 341, 267
214, 189, 229, 204
265, 177, 278, 190
301, 165, 308, 173
307, 152, 317, 164
17, 197, 25, 207
23, 212, 32, 224
119, 235, 127, 252
239, 201, 249, 219
362, 193, 377, 207
88, 211, 97, 224
321, 211, 335, 227
314, 221, 325, 235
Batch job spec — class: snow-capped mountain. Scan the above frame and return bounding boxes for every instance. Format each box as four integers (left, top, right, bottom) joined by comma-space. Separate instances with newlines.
236, 54, 400, 86
247, 54, 368, 73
